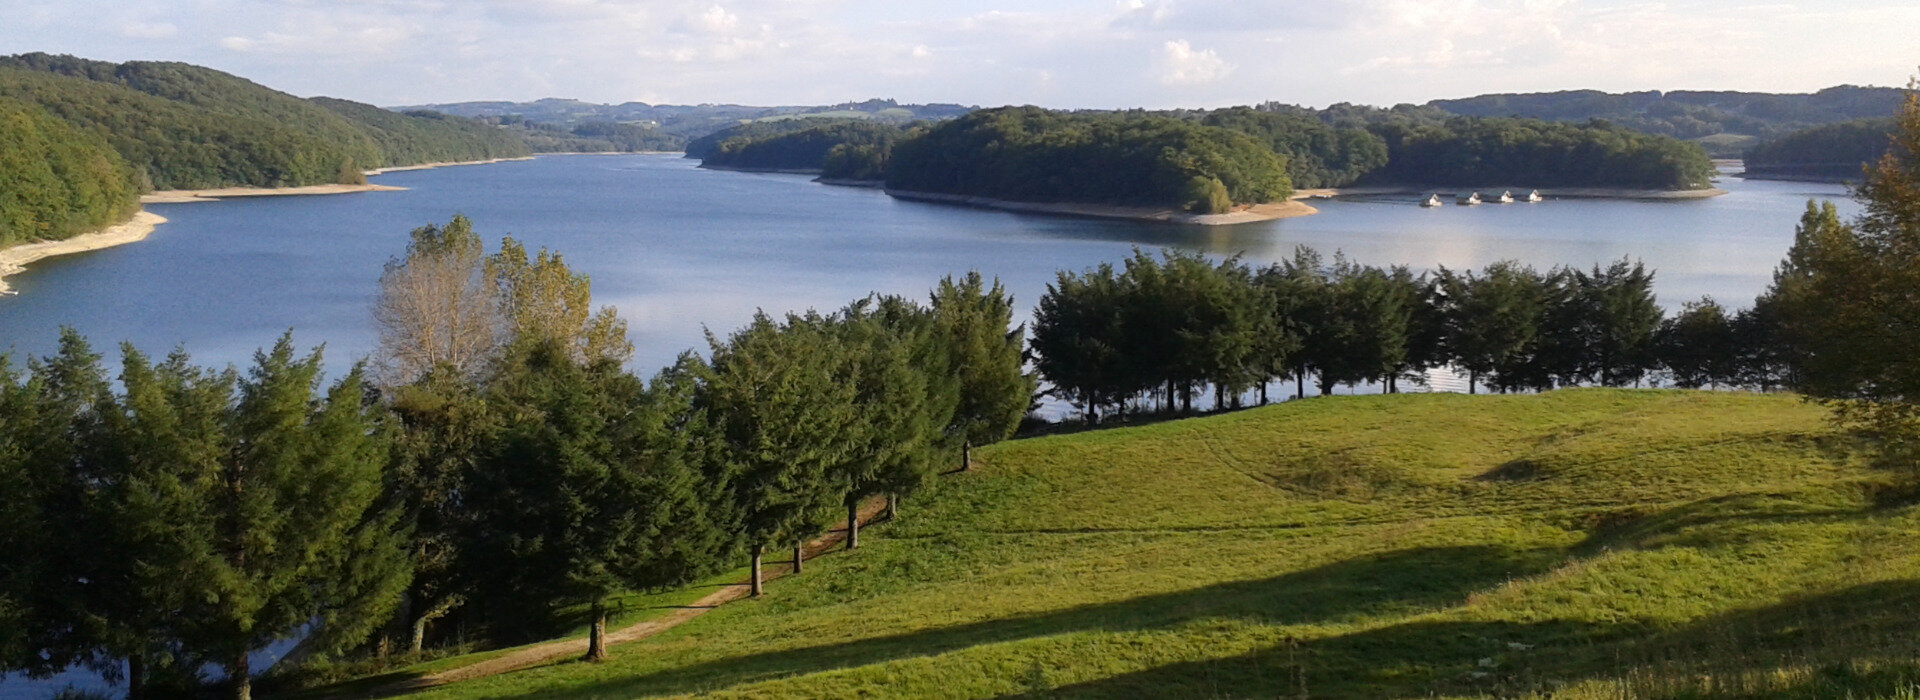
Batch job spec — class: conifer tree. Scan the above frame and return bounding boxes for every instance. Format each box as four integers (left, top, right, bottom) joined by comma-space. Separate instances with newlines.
932, 273, 1036, 448
703, 313, 859, 596
178, 337, 409, 700
1441, 262, 1547, 393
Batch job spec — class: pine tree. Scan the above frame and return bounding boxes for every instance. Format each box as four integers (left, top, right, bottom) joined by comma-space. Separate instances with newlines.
178, 337, 408, 700
703, 313, 859, 596
931, 273, 1036, 447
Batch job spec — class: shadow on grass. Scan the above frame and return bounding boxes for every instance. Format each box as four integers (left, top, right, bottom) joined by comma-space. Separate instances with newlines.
480, 544, 1559, 699
1043, 579, 1920, 698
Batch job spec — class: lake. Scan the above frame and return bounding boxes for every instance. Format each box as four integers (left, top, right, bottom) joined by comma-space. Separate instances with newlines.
0, 155, 1865, 698
0, 154, 1858, 380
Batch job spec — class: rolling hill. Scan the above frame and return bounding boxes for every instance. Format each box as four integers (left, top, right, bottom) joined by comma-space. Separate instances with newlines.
305, 389, 1920, 699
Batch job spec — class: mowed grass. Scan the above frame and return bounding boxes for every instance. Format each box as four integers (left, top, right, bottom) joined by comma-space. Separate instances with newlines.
399, 389, 1920, 698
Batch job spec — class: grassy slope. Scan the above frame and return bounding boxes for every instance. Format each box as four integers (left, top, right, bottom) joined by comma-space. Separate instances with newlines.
405, 390, 1920, 698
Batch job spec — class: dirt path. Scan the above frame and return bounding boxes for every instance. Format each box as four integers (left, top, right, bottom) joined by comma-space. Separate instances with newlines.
361, 497, 891, 697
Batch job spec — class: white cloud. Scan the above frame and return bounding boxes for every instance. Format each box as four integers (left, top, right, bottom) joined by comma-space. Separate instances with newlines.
688, 5, 739, 34
1154, 39, 1233, 85
218, 36, 256, 52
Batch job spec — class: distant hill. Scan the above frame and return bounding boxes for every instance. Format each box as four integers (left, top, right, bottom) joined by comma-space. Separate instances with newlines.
1743, 118, 1897, 182
0, 96, 140, 246
0, 53, 528, 191
1428, 86, 1907, 157
399, 97, 976, 152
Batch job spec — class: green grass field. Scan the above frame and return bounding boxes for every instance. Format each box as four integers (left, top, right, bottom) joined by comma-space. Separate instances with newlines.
359, 389, 1920, 698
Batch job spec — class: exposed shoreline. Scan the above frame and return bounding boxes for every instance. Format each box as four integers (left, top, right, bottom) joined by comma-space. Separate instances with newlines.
1296, 185, 1729, 200
885, 189, 1319, 225
362, 156, 534, 175
142, 183, 407, 203
0, 211, 168, 296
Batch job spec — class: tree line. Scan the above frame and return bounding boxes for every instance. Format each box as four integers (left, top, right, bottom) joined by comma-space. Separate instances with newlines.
1028, 246, 1817, 422
702, 121, 905, 176
1743, 117, 1897, 182
0, 215, 1034, 699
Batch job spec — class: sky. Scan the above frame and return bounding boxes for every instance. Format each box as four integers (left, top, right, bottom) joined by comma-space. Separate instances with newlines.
2, 0, 1916, 109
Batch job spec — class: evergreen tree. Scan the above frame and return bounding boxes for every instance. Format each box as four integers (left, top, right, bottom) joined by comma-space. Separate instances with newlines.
1657, 298, 1740, 389
177, 338, 409, 700
932, 273, 1036, 447
703, 313, 859, 596
384, 368, 496, 653
1441, 262, 1548, 393
1032, 264, 1129, 422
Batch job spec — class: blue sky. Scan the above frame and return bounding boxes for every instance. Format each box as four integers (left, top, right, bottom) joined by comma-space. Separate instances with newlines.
3, 0, 1915, 108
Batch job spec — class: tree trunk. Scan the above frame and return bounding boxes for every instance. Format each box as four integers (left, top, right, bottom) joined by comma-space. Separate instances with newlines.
1260, 381, 1269, 405
583, 600, 607, 662
1295, 372, 1304, 399
886, 492, 898, 520
127, 650, 146, 700
846, 502, 860, 551
410, 593, 463, 654
1469, 372, 1478, 395
750, 545, 763, 597
793, 541, 804, 574
961, 440, 972, 471
231, 650, 251, 700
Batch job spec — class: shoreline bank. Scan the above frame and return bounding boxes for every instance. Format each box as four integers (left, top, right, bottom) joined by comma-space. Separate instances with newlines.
0, 211, 168, 296
362, 156, 534, 176
142, 183, 407, 204
699, 163, 824, 175
1297, 185, 1729, 200
885, 190, 1318, 225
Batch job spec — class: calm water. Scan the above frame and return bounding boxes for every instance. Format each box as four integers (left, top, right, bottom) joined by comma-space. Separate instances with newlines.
0, 155, 1857, 377
0, 156, 1862, 698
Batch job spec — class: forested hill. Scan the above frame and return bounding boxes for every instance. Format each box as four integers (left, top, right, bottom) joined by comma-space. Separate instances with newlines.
0, 53, 527, 190
404, 97, 974, 148
886, 107, 1291, 214
0, 97, 141, 246
700, 121, 906, 177
1743, 118, 1897, 182
1429, 86, 1906, 156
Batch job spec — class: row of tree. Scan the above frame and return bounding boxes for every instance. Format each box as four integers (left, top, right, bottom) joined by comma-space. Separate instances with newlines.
1029, 246, 1808, 421
0, 216, 1035, 699
702, 121, 905, 175
1743, 117, 1897, 182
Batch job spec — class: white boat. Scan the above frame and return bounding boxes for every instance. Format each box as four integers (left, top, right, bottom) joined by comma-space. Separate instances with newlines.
1456, 192, 1482, 206
1420, 194, 1443, 207
1525, 190, 1543, 202
1496, 191, 1515, 204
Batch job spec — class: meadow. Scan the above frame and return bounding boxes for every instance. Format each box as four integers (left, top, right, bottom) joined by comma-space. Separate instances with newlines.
326, 389, 1920, 698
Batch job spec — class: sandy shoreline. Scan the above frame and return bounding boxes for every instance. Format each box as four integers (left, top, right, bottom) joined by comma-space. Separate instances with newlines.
700, 163, 824, 175
885, 190, 1318, 225
363, 156, 534, 175
0, 211, 168, 295
142, 183, 407, 203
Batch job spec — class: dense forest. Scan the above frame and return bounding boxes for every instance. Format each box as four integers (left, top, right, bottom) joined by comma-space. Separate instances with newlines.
1198, 107, 1388, 188
1431, 86, 1907, 156
684, 117, 874, 159
1360, 117, 1716, 189
497, 118, 684, 153
886, 107, 1290, 213
1743, 118, 1896, 181
0, 97, 140, 246
702, 121, 905, 175
409, 97, 975, 144
0, 53, 527, 191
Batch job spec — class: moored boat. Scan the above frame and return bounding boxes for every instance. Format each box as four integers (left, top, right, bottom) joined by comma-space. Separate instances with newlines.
1496, 190, 1515, 204
1457, 192, 1482, 206
1525, 189, 1544, 202
1420, 194, 1443, 207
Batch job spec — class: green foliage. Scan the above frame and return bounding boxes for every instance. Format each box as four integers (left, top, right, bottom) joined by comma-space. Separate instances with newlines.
1432, 85, 1908, 155
1657, 298, 1741, 389
0, 53, 528, 190
0, 96, 139, 246
702, 121, 904, 173
1365, 116, 1716, 189
1200, 107, 1389, 188
684, 118, 870, 160
1744, 118, 1896, 181
931, 272, 1038, 445
886, 106, 1292, 210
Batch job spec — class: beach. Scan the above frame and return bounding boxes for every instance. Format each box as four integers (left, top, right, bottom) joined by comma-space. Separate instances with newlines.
1297, 185, 1729, 200
885, 189, 1319, 225
0, 211, 168, 295
362, 156, 535, 176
